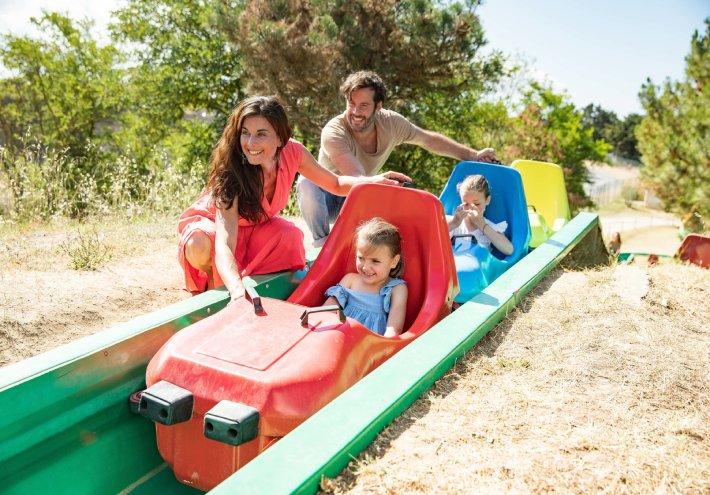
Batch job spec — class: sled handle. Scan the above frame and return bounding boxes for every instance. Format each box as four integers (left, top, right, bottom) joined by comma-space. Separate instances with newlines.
300, 305, 345, 327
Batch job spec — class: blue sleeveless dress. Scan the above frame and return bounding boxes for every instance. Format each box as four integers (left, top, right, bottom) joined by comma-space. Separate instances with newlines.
324, 278, 406, 335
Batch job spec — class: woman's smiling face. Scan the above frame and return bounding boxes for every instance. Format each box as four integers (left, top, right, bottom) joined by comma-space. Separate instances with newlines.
240, 115, 282, 166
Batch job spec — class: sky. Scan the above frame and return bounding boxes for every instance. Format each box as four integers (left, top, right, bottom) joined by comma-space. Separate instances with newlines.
0, 0, 707, 117
477, 0, 707, 116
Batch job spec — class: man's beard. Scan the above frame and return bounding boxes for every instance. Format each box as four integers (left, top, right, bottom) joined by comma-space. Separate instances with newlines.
348, 111, 377, 133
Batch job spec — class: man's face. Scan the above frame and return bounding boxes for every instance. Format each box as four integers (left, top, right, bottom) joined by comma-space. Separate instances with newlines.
345, 87, 382, 133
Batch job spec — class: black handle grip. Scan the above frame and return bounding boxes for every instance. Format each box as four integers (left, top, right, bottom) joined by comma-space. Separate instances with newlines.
300, 305, 345, 327
391, 177, 415, 188
244, 285, 265, 315
450, 234, 478, 246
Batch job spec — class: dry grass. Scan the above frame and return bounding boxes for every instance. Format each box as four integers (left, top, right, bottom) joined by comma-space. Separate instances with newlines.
320, 263, 710, 494
0, 214, 189, 366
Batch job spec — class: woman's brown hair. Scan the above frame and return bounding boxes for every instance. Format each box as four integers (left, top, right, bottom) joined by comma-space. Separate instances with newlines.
207, 96, 292, 223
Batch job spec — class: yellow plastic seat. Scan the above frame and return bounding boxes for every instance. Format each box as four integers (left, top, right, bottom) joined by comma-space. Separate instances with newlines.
511, 160, 571, 248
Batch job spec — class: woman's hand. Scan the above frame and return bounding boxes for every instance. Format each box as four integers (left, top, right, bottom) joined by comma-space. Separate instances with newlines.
370, 171, 412, 186
229, 285, 245, 303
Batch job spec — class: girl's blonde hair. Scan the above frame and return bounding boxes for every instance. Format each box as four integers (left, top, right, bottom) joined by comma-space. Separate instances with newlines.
355, 217, 404, 278
457, 174, 490, 198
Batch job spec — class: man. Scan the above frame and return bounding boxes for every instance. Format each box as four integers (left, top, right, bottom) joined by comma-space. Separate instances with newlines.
297, 70, 498, 247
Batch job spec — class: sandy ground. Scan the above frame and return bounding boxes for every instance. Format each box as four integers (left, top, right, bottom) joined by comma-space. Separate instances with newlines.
0, 217, 188, 366
320, 264, 710, 494
597, 200, 683, 256
0, 215, 313, 367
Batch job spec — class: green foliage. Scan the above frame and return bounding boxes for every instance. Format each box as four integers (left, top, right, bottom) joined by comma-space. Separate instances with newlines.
60, 228, 113, 270
502, 84, 610, 210
388, 91, 512, 194
234, 0, 503, 146
581, 104, 642, 161
0, 139, 207, 221
110, 0, 245, 165
0, 1, 623, 225
0, 13, 125, 158
637, 19, 709, 231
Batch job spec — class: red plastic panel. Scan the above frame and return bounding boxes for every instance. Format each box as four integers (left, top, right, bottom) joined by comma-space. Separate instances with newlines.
677, 233, 710, 268
196, 299, 310, 370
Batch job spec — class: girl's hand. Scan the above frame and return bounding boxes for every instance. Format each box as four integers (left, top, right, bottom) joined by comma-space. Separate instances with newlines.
372, 171, 412, 186
453, 204, 468, 223
383, 327, 399, 338
468, 209, 486, 230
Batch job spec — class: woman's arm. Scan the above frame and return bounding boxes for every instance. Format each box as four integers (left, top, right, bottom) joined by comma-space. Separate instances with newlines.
297, 146, 411, 196
214, 201, 245, 301
383, 284, 408, 338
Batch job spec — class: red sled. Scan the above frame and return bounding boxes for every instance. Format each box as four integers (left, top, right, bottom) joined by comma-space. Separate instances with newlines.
677, 233, 710, 269
140, 184, 458, 491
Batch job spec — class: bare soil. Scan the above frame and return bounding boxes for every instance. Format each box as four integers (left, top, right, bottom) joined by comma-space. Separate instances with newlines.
320, 264, 710, 494
0, 216, 189, 366
0, 215, 313, 367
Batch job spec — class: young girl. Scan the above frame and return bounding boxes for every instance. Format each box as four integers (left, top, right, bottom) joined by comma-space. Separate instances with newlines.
447, 174, 514, 255
324, 218, 408, 338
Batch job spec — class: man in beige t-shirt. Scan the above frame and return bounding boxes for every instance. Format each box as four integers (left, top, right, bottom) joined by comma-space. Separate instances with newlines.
297, 70, 498, 247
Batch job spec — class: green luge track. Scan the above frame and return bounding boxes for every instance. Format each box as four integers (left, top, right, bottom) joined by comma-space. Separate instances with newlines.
0, 272, 300, 495
0, 213, 598, 495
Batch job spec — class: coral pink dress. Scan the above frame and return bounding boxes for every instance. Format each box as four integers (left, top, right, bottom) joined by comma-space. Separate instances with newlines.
178, 139, 306, 293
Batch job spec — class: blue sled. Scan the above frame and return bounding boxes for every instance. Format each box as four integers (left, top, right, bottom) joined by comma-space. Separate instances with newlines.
440, 162, 531, 303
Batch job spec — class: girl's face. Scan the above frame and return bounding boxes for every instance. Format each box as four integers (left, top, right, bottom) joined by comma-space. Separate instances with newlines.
461, 189, 490, 217
240, 115, 282, 167
355, 241, 400, 287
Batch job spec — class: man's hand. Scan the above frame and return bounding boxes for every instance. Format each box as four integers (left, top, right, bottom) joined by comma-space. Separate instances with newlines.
372, 171, 412, 186
474, 148, 498, 163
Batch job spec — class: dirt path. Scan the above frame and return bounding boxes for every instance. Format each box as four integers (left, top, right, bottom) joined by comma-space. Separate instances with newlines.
597, 200, 683, 256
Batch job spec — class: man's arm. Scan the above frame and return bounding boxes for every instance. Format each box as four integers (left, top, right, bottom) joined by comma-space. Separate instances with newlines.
409, 127, 497, 163
327, 151, 367, 176
320, 119, 368, 176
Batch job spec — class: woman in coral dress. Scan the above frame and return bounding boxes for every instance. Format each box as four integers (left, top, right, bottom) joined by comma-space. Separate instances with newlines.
178, 96, 409, 300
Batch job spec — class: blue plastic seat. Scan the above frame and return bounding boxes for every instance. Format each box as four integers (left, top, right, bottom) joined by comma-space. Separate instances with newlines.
439, 162, 531, 303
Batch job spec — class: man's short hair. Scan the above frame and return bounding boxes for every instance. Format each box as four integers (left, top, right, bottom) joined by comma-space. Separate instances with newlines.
340, 71, 387, 105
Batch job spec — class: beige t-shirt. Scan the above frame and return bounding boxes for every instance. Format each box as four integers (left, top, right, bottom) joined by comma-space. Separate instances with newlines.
318, 109, 418, 176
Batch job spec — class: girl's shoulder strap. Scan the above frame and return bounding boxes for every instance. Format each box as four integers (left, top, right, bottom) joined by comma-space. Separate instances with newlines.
383, 277, 406, 290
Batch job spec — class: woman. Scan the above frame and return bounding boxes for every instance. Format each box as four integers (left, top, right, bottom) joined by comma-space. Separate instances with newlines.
178, 96, 410, 301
